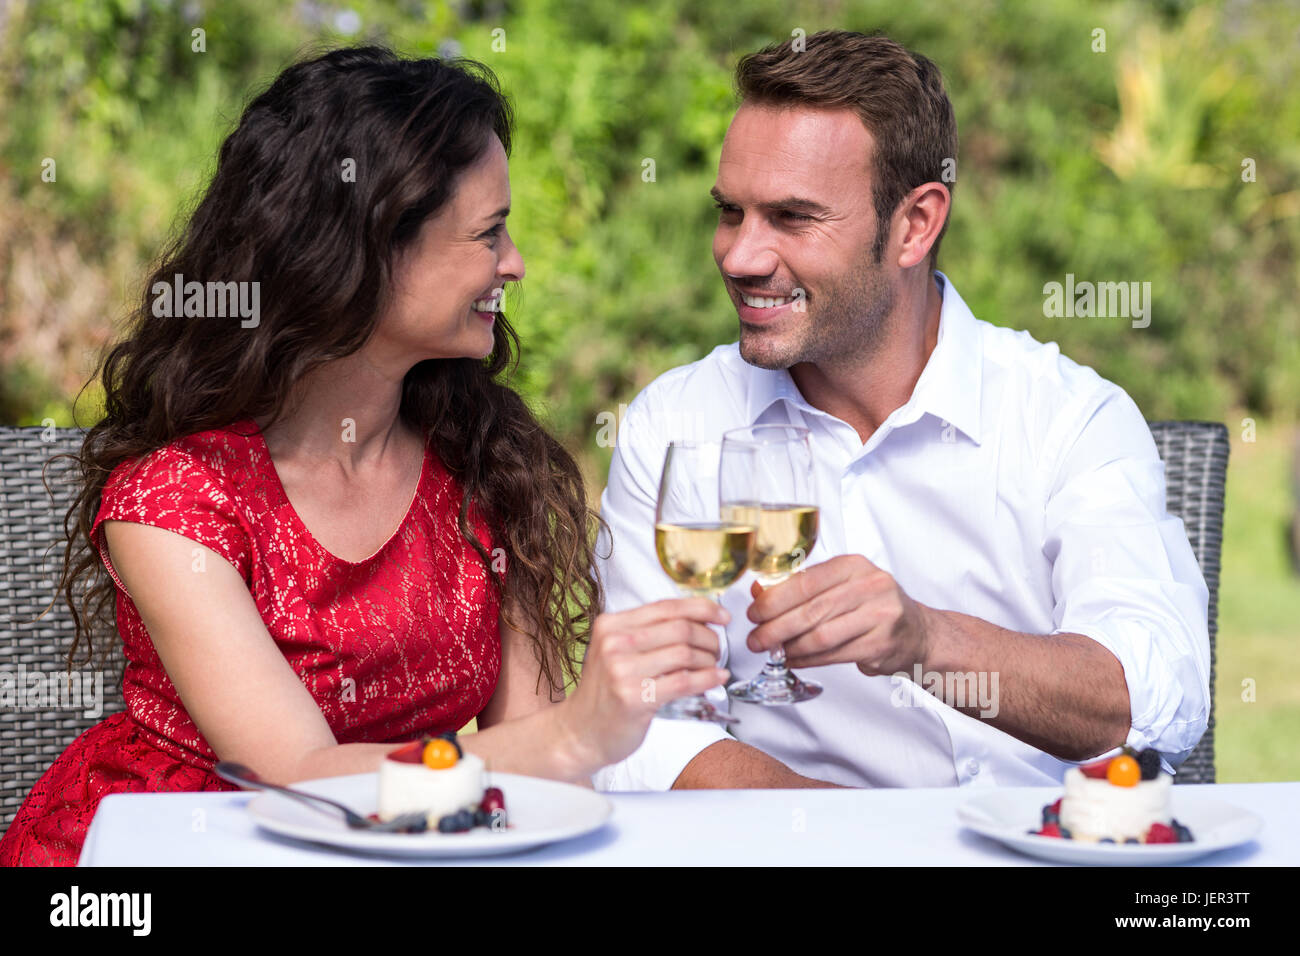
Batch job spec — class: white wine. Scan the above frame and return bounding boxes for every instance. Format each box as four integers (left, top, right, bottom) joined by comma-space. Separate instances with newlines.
654, 522, 756, 594
722, 503, 819, 583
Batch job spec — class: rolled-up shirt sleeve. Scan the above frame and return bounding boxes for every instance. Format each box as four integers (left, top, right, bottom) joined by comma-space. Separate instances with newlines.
1041, 385, 1211, 772
588, 392, 731, 791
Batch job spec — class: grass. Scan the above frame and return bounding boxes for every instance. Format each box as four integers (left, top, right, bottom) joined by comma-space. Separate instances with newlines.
1215, 417, 1300, 782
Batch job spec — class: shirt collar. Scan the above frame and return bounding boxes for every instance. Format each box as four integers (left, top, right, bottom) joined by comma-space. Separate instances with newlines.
743, 270, 984, 445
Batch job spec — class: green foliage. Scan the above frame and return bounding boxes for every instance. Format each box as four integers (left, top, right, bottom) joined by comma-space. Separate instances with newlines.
5, 0, 1298, 440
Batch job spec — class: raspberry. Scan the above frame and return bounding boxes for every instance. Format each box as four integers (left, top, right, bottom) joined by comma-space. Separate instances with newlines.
1146, 822, 1178, 844
1038, 822, 1063, 838
1042, 800, 1061, 826
1080, 759, 1111, 779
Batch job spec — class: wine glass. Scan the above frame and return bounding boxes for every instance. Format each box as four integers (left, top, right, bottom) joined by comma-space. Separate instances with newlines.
719, 424, 823, 705
652, 441, 753, 723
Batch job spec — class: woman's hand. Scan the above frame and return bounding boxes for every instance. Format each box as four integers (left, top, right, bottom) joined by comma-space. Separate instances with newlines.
558, 598, 730, 772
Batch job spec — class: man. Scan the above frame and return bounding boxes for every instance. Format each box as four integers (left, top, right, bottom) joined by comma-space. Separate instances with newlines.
591, 30, 1210, 790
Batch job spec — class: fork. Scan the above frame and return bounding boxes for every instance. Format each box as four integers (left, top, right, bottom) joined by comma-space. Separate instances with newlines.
215, 761, 429, 833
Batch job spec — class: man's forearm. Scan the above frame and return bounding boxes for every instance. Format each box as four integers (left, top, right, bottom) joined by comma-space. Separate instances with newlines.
671, 739, 847, 789
918, 604, 1131, 761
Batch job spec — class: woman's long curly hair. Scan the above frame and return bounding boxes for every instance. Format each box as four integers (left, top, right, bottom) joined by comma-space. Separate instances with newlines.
60, 45, 602, 694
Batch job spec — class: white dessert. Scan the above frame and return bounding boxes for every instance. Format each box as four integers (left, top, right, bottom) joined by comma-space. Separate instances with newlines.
377, 745, 485, 824
1058, 767, 1172, 842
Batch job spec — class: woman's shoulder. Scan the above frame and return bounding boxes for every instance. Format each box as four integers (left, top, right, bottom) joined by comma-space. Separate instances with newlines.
102, 419, 264, 501
93, 421, 267, 582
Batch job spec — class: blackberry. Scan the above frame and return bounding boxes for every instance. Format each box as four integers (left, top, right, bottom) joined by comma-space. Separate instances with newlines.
1137, 749, 1161, 781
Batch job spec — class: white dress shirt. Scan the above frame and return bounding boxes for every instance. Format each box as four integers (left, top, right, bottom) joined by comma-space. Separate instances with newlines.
590, 271, 1210, 791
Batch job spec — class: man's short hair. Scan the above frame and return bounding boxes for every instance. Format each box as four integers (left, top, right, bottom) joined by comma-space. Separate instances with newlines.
734, 30, 958, 265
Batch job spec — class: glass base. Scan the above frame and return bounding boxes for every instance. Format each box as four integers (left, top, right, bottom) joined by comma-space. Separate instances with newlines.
656, 694, 740, 724
728, 663, 823, 705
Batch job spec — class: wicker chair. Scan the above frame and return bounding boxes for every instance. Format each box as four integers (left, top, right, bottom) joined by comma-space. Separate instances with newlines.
1147, 421, 1228, 783
0, 420, 1228, 834
1, 426, 125, 834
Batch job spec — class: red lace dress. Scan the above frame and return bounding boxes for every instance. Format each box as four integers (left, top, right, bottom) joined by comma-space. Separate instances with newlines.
0, 419, 502, 866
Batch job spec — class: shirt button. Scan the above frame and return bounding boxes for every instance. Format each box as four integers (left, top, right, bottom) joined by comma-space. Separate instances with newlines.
965, 758, 981, 776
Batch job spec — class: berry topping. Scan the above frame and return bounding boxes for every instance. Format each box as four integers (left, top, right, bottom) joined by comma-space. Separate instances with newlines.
1137, 749, 1161, 781
480, 786, 507, 822
1145, 822, 1178, 844
421, 738, 460, 769
1058, 826, 1073, 840
1107, 755, 1140, 787
436, 808, 476, 833
1080, 758, 1112, 779
1038, 822, 1063, 838
1171, 819, 1194, 843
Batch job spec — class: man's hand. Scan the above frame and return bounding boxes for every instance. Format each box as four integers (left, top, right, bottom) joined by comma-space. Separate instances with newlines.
746, 554, 937, 676
746, 554, 1133, 761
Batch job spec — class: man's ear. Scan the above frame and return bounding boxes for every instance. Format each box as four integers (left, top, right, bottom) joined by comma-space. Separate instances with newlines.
895, 183, 951, 269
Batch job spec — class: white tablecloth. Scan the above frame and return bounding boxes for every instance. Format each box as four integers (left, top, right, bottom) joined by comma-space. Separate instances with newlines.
76, 781, 1297, 866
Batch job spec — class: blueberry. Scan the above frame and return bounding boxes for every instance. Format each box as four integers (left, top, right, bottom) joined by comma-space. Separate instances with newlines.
473, 807, 490, 828
1042, 808, 1060, 825
1172, 819, 1194, 843
1124, 837, 1140, 844
1058, 826, 1073, 840
436, 809, 476, 833
1100, 838, 1115, 844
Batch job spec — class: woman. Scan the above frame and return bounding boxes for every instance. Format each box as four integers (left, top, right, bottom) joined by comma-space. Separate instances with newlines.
0, 46, 726, 866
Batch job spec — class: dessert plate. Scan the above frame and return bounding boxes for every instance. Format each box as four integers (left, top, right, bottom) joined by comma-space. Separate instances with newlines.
247, 771, 612, 858
958, 789, 1262, 865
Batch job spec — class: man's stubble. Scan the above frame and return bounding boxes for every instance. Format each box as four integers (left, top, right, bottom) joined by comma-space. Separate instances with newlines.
738, 252, 898, 373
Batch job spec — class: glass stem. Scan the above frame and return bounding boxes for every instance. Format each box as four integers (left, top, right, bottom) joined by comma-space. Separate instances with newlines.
760, 572, 792, 670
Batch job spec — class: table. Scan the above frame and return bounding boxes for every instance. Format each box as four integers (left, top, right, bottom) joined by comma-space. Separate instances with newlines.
78, 781, 1298, 865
